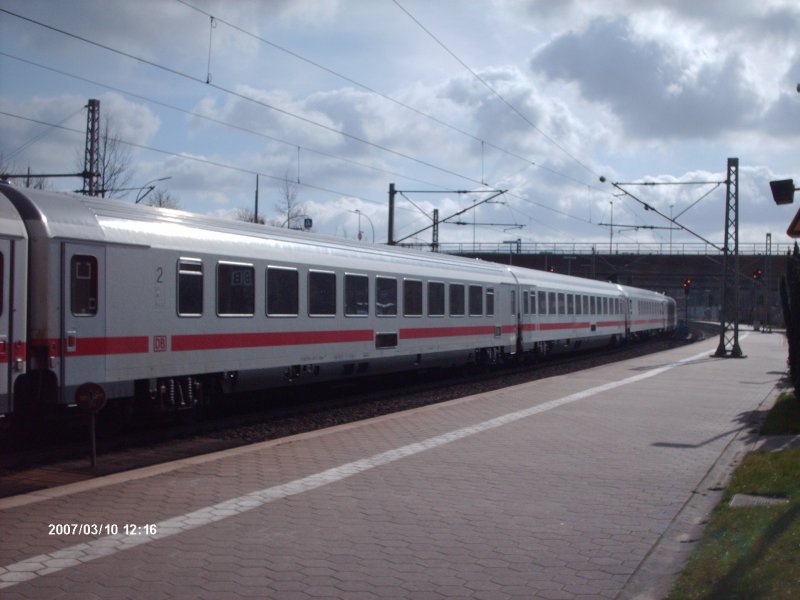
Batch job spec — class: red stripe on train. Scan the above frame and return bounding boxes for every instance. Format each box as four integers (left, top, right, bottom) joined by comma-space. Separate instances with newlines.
71, 336, 149, 356
171, 329, 374, 351
400, 325, 505, 339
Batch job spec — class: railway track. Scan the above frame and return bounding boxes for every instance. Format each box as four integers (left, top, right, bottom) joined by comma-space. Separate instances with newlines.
0, 331, 705, 498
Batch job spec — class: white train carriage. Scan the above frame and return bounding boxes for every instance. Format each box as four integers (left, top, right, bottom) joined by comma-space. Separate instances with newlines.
0, 184, 676, 415
510, 266, 632, 355
2, 185, 520, 412
618, 284, 676, 336
0, 190, 28, 414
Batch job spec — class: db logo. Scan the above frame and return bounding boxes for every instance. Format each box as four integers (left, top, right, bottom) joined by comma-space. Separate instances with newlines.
153, 335, 168, 353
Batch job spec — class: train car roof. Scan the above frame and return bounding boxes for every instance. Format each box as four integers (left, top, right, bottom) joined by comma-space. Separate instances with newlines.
615, 283, 672, 301
507, 264, 622, 295
0, 184, 513, 280
0, 185, 678, 299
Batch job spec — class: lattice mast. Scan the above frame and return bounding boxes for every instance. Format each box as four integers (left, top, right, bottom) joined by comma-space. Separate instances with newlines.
714, 157, 745, 358
82, 99, 101, 196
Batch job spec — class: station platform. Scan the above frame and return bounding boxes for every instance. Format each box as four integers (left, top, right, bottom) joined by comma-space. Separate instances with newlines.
0, 331, 786, 599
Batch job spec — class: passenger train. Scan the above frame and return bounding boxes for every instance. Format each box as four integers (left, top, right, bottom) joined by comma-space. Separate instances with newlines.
0, 183, 676, 416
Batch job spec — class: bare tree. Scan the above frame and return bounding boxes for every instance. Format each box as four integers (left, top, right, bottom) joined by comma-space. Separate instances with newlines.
235, 207, 265, 224
0, 155, 50, 189
275, 173, 306, 228
0, 153, 11, 180
145, 188, 181, 209
26, 175, 51, 190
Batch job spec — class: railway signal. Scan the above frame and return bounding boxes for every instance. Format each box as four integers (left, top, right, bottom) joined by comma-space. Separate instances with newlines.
752, 268, 763, 281
683, 278, 692, 295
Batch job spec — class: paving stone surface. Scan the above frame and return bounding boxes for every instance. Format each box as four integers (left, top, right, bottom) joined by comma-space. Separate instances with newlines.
0, 331, 785, 599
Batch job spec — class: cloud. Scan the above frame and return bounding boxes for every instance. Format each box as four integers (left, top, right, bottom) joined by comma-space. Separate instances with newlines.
98, 92, 160, 145
530, 18, 763, 139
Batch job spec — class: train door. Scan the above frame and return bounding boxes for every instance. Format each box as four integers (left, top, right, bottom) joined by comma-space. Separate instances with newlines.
0, 239, 13, 413
625, 298, 632, 339
0, 235, 28, 415
500, 279, 520, 355
521, 286, 537, 353
61, 243, 106, 405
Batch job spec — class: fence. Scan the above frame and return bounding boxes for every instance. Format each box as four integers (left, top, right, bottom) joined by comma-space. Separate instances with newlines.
404, 241, 795, 256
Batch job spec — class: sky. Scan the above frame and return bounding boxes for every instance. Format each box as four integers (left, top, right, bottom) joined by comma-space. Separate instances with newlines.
1, 0, 799, 254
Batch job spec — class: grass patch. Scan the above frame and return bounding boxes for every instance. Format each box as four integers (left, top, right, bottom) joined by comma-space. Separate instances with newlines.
667, 449, 800, 599
761, 392, 800, 435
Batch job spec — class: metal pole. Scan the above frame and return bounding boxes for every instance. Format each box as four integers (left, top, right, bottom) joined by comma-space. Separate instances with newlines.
388, 183, 396, 245
89, 411, 97, 468
254, 174, 259, 223
609, 201, 613, 253
83, 99, 101, 196
765, 233, 772, 330
714, 157, 745, 358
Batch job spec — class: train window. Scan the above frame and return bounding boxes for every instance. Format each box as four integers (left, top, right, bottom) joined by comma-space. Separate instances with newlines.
266, 267, 299, 316
567, 294, 574, 315
590, 296, 596, 315
486, 288, 495, 316
404, 279, 422, 317
345, 274, 369, 317
217, 262, 255, 317
177, 258, 203, 317
449, 284, 465, 316
376, 277, 397, 316
548, 292, 556, 315
538, 291, 546, 315
469, 285, 483, 316
510, 290, 516, 316
428, 281, 445, 316
602, 297, 608, 315
558, 293, 566, 315
309, 271, 336, 316
71, 255, 98, 317
523, 291, 529, 315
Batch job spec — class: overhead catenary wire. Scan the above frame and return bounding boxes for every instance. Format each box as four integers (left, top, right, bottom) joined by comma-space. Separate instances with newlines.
391, 0, 601, 181
1, 5, 609, 237
0, 7, 484, 187
173, 0, 596, 193
0, 52, 455, 194
3, 105, 85, 163
0, 109, 386, 208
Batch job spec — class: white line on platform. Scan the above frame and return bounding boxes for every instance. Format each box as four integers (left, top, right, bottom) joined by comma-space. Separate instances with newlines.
0, 345, 715, 589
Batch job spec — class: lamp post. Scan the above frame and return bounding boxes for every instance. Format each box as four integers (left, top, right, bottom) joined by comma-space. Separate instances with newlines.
350, 209, 375, 242
135, 177, 171, 204
609, 200, 613, 253
669, 203, 675, 254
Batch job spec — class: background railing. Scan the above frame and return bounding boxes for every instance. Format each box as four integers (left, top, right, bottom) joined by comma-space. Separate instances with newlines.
398, 241, 794, 256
